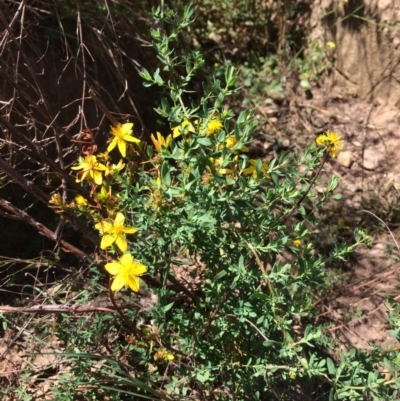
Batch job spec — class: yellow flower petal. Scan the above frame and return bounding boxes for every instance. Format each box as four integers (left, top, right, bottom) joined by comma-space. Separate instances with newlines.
125, 274, 140, 292
111, 273, 125, 292
101, 234, 116, 249
114, 212, 125, 226
94, 221, 112, 234
117, 139, 127, 158
115, 235, 128, 253
105, 261, 121, 275
123, 227, 138, 234
122, 134, 141, 143
119, 253, 133, 265
92, 170, 103, 185
173, 120, 195, 138
120, 123, 133, 135
109, 123, 140, 157
131, 261, 147, 276
107, 136, 118, 153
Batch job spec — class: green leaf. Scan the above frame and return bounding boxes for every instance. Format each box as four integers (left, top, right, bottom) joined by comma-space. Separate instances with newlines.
146, 145, 154, 158
263, 340, 281, 348
197, 137, 212, 146
196, 370, 210, 383
161, 161, 171, 186
238, 255, 244, 270
161, 97, 171, 114
139, 68, 152, 81
214, 92, 225, 108
214, 270, 227, 280
153, 68, 164, 86
163, 302, 175, 313
225, 63, 237, 87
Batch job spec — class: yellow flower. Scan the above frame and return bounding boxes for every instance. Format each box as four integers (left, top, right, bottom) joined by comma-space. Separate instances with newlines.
97, 151, 110, 162
71, 155, 107, 185
154, 348, 175, 362
150, 132, 172, 152
104, 160, 125, 177
293, 239, 301, 247
75, 195, 88, 206
49, 193, 63, 207
105, 253, 147, 292
94, 212, 138, 252
172, 120, 195, 138
326, 41, 336, 49
224, 136, 249, 152
108, 123, 141, 157
208, 157, 234, 175
243, 159, 270, 179
206, 119, 223, 136
316, 130, 343, 158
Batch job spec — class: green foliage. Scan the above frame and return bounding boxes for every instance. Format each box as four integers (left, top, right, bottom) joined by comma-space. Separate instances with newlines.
52, 4, 394, 400
1, 3, 399, 401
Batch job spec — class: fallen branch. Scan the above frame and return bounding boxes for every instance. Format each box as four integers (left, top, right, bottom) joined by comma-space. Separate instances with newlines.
0, 303, 129, 314
0, 198, 88, 260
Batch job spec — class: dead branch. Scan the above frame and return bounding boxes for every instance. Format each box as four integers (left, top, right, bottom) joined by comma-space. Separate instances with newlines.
0, 198, 88, 260
0, 303, 127, 314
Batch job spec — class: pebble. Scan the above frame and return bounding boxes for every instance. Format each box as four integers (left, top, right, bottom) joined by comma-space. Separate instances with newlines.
361, 149, 384, 170
337, 151, 353, 168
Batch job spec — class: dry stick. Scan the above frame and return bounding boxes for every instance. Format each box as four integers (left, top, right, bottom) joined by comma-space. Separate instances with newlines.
0, 198, 87, 260
0, 304, 120, 314
166, 273, 199, 303
0, 10, 65, 135
203, 288, 230, 334
0, 64, 71, 142
88, 88, 119, 126
0, 115, 93, 201
0, 157, 99, 245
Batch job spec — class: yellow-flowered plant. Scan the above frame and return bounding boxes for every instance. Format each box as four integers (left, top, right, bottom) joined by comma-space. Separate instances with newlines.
316, 130, 343, 158
49, 7, 382, 400
105, 253, 147, 292
104, 160, 125, 177
71, 155, 107, 185
204, 119, 223, 136
172, 119, 195, 138
49, 192, 63, 207
75, 195, 88, 207
154, 348, 174, 362
150, 132, 172, 153
224, 135, 249, 152
108, 123, 141, 157
94, 212, 138, 253
243, 159, 270, 179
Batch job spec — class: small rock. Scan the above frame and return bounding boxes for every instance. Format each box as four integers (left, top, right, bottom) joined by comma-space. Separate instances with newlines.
337, 151, 353, 168
361, 149, 384, 170
382, 172, 400, 193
